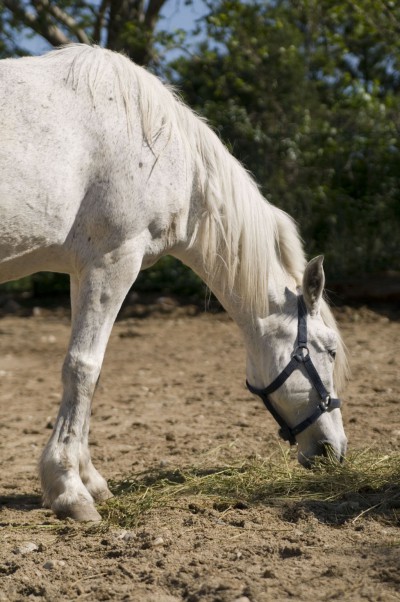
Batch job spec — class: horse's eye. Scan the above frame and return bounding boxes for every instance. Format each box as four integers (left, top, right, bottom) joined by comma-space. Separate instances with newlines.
328, 349, 336, 359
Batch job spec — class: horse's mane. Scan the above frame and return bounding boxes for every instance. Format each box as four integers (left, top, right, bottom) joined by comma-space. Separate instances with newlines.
37, 44, 347, 392
38, 45, 304, 304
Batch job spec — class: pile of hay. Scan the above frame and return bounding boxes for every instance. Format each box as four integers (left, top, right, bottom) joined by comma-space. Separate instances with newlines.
101, 449, 400, 527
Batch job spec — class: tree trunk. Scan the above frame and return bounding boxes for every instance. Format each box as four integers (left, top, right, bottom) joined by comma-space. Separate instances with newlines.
107, 0, 167, 64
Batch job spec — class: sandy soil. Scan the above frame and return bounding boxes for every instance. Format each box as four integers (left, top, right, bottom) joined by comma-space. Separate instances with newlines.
0, 299, 399, 601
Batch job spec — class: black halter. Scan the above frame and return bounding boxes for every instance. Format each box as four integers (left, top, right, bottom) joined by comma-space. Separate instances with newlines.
246, 295, 341, 446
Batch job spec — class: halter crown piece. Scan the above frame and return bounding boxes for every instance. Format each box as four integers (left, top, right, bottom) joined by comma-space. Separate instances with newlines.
246, 295, 341, 446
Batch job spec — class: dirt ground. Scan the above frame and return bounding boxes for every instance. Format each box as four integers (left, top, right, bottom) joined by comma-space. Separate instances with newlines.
0, 297, 399, 602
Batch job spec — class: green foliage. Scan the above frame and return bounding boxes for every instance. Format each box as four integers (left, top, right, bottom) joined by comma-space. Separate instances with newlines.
0, 273, 70, 296
135, 257, 205, 298
172, 0, 400, 277
0, 259, 204, 299
1, 0, 399, 297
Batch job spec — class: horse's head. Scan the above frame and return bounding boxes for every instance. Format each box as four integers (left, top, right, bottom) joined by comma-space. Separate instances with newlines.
246, 256, 348, 467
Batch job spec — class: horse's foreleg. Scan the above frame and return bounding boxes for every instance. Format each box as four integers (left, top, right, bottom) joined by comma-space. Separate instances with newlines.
70, 274, 113, 504
40, 253, 140, 521
78, 371, 112, 503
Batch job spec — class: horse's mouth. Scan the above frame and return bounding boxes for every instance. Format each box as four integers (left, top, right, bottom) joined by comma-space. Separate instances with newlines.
298, 440, 346, 468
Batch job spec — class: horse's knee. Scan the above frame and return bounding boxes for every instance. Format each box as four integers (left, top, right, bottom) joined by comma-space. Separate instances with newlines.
62, 353, 100, 392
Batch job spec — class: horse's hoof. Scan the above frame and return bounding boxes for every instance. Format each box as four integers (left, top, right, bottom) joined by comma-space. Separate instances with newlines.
55, 502, 102, 522
92, 488, 113, 502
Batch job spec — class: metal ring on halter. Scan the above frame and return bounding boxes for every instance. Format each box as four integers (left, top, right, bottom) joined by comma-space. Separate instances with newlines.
293, 345, 309, 363
321, 395, 331, 410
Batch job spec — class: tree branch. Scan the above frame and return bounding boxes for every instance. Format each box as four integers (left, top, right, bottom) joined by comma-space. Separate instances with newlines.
93, 0, 110, 44
3, 0, 72, 46
32, 0, 91, 45
144, 0, 168, 30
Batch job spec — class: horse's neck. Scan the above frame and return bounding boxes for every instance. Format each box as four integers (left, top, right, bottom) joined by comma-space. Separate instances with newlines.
171, 131, 299, 330
175, 243, 295, 333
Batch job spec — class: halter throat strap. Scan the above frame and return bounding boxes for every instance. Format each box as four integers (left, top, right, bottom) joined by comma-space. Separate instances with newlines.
246, 295, 341, 446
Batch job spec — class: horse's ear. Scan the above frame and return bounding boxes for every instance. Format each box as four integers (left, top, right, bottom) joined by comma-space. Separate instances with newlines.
302, 255, 325, 314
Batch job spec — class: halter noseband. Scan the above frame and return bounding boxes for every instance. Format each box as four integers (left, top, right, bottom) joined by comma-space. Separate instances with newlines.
246, 295, 341, 446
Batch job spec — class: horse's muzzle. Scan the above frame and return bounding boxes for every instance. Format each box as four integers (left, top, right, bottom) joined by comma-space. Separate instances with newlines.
298, 438, 347, 469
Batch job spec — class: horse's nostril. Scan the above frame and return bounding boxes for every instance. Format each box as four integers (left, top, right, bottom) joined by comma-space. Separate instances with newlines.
320, 441, 340, 461
299, 441, 343, 469
298, 454, 313, 469
323, 445, 332, 459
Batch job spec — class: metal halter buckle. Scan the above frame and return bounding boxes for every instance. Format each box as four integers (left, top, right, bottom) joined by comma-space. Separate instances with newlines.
320, 395, 331, 411
293, 345, 309, 363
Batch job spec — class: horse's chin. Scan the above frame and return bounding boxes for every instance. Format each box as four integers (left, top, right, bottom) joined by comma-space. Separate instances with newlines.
298, 438, 347, 469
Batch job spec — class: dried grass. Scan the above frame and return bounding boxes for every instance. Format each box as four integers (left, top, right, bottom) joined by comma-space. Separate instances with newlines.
100, 449, 400, 528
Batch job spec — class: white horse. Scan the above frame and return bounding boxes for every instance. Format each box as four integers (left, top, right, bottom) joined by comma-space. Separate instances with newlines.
0, 45, 348, 521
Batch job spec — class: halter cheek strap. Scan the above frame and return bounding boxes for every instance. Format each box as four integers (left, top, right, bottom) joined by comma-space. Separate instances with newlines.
246, 295, 341, 446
